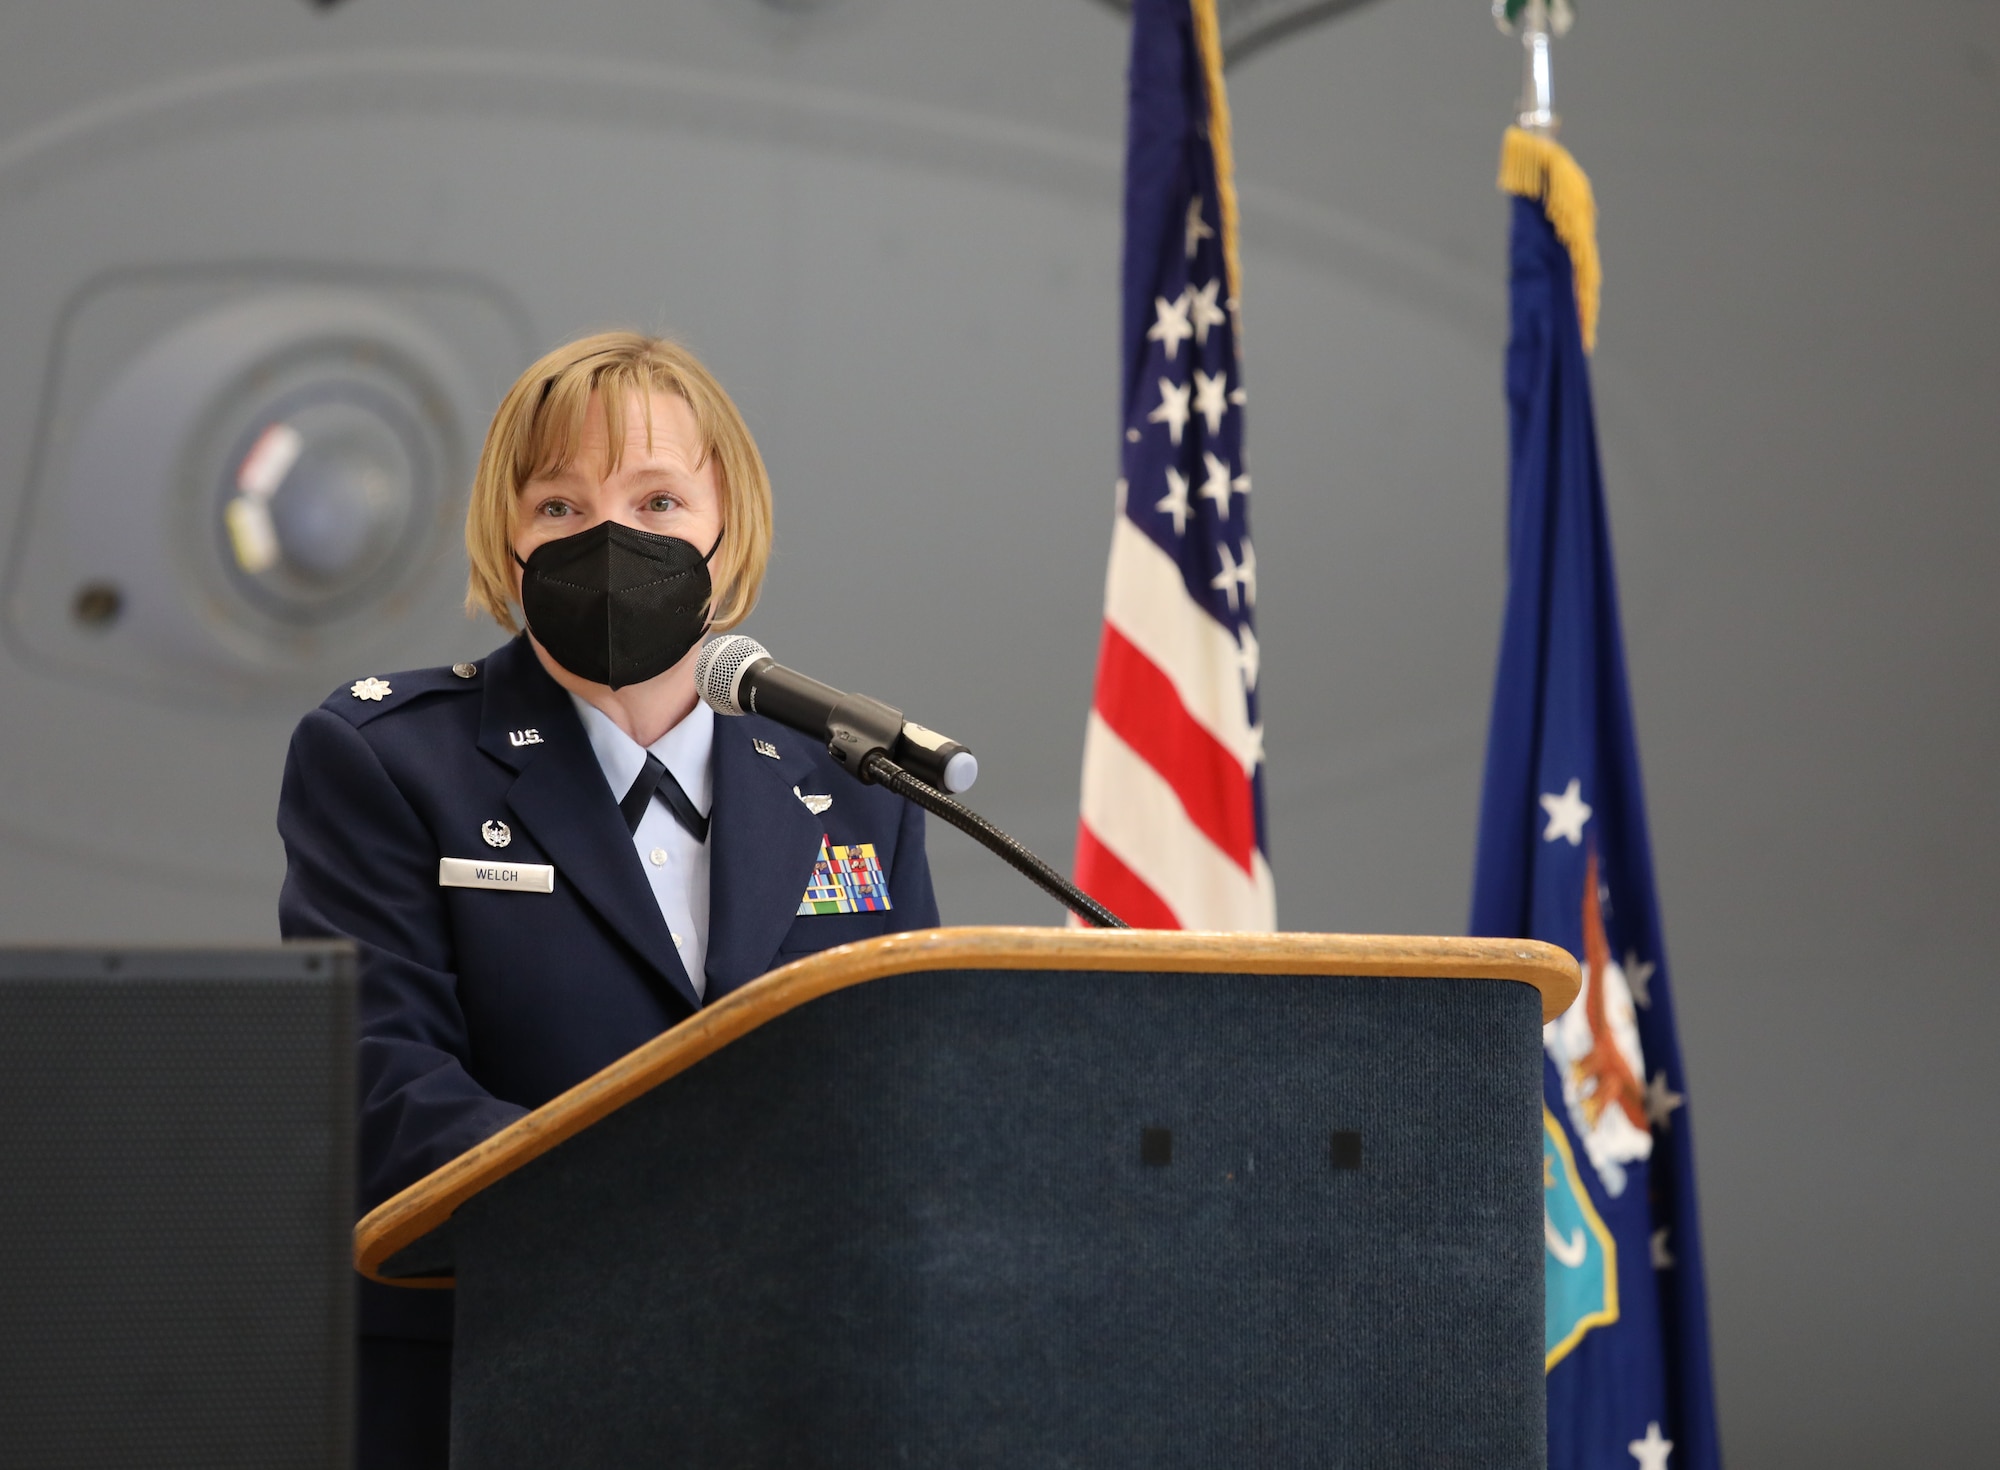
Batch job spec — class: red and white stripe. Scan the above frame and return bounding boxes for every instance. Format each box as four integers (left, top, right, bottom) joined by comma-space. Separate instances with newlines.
1076, 518, 1275, 930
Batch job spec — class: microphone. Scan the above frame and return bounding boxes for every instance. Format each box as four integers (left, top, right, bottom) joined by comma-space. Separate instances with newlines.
695, 635, 979, 794
695, 635, 1122, 928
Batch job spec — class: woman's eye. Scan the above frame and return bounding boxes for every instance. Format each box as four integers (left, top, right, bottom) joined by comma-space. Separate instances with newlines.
540, 501, 571, 518
646, 494, 678, 513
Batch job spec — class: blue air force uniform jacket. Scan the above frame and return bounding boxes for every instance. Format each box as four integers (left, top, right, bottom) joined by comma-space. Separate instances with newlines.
277, 633, 938, 1338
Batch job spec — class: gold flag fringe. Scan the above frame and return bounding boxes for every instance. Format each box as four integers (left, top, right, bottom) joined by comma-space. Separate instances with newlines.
1498, 125, 1600, 352
1190, 0, 1242, 308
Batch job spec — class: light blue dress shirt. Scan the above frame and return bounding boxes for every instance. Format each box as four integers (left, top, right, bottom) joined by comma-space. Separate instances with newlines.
568, 694, 714, 998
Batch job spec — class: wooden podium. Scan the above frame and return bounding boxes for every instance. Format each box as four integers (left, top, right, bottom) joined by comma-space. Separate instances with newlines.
356, 927, 1576, 1469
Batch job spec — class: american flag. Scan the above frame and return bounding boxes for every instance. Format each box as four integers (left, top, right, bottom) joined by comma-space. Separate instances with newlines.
1075, 0, 1274, 931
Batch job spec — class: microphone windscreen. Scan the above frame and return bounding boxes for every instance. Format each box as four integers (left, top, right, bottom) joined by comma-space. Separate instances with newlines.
694, 634, 769, 716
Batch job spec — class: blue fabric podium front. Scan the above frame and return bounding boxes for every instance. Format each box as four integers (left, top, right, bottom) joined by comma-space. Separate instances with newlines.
357, 928, 1577, 1470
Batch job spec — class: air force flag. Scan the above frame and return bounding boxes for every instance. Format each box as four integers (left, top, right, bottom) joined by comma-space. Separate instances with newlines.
1471, 128, 1722, 1470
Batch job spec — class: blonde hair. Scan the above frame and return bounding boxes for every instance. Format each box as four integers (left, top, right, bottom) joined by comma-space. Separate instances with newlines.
464, 331, 774, 631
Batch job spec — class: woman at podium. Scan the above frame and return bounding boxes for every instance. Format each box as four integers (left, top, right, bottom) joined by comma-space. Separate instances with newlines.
276, 332, 939, 1467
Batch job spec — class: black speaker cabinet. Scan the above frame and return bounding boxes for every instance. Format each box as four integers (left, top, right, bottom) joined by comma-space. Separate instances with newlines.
0, 943, 355, 1469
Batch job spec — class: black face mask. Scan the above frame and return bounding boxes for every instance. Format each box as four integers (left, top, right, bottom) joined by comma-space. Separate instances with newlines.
515, 521, 721, 689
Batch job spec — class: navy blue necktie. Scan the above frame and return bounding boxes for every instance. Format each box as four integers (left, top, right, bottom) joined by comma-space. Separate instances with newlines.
619, 753, 708, 843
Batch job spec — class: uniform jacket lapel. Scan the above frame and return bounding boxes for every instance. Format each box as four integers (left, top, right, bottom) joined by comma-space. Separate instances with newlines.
705, 718, 828, 999
476, 636, 703, 1014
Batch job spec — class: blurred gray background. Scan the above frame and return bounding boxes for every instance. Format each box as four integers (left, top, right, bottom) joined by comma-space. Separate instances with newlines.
0, 0, 1993, 1462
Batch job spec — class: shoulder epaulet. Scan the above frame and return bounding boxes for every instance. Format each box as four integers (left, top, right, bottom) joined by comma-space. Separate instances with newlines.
321, 660, 485, 727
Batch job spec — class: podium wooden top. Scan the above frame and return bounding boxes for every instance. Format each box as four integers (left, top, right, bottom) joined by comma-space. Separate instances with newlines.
354, 926, 1578, 1284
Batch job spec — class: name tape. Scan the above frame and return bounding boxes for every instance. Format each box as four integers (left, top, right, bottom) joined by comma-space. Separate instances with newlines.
439, 857, 554, 893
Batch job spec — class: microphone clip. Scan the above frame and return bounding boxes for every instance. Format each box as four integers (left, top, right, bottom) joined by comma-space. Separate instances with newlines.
824, 693, 905, 779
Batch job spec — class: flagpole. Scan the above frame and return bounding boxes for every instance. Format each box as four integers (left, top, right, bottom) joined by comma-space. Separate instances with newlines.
1494, 0, 1598, 350
1501, 0, 1565, 134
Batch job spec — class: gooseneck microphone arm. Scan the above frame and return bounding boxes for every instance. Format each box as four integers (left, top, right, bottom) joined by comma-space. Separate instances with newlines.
857, 751, 1128, 930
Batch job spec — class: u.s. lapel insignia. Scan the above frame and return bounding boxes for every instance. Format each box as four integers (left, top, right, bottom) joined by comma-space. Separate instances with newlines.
793, 786, 832, 816
350, 677, 392, 701
796, 835, 892, 915
481, 820, 512, 848
753, 738, 781, 760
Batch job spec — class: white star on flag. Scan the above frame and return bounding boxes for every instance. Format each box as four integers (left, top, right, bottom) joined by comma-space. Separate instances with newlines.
1235, 540, 1257, 607
1233, 472, 1251, 500
1243, 722, 1266, 772
1627, 1421, 1673, 1470
1645, 1070, 1686, 1130
1229, 385, 1247, 405
1651, 1227, 1676, 1269
1199, 452, 1235, 517
1237, 625, 1260, 691
1193, 368, 1230, 435
1148, 291, 1194, 358
1625, 951, 1656, 1008
1156, 466, 1192, 535
1187, 278, 1227, 344
1184, 194, 1214, 257
1539, 777, 1592, 845
1210, 542, 1241, 611
1148, 377, 1192, 445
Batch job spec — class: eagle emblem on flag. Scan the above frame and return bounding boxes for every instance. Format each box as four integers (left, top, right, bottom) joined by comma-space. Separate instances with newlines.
1546, 847, 1653, 1197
